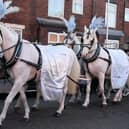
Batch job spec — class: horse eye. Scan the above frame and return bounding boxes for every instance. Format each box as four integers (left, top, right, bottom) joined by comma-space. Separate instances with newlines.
86, 34, 89, 39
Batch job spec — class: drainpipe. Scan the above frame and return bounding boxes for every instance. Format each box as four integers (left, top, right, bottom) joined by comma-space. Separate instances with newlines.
91, 0, 95, 18
123, 0, 125, 43
106, 0, 110, 43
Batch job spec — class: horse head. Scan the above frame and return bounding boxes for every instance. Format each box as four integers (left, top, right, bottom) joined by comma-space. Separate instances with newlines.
0, 23, 18, 46
0, 23, 19, 63
59, 15, 81, 56
81, 25, 98, 57
81, 16, 105, 58
64, 32, 76, 45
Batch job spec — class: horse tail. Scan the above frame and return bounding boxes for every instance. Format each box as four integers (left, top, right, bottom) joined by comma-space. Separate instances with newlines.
67, 50, 80, 95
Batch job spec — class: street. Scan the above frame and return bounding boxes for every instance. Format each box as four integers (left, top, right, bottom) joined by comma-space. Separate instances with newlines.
0, 93, 129, 129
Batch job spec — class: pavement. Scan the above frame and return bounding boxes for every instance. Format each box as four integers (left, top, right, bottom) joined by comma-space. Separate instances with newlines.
0, 93, 129, 129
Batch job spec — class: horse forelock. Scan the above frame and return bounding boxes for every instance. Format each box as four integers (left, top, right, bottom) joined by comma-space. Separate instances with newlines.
0, 23, 18, 46
81, 28, 99, 57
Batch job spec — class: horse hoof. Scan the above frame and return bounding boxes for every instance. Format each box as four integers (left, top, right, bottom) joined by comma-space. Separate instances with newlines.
31, 106, 39, 111
14, 107, 21, 113
53, 112, 62, 118
23, 117, 29, 122
64, 105, 66, 109
82, 103, 88, 108
68, 100, 75, 104
80, 106, 87, 110
101, 103, 107, 107
112, 101, 120, 105
98, 94, 102, 98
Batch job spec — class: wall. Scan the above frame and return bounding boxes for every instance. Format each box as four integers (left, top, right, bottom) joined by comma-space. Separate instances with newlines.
2, 0, 129, 44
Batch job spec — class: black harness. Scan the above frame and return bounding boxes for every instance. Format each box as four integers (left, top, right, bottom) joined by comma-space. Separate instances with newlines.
4, 36, 22, 68
83, 43, 101, 63
16, 43, 42, 70
82, 42, 111, 76
0, 34, 42, 71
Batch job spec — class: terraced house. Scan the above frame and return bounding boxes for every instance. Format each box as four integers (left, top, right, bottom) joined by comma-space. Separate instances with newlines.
3, 0, 129, 50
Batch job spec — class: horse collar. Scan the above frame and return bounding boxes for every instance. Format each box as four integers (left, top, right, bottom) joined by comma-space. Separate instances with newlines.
4, 35, 22, 68
83, 43, 100, 63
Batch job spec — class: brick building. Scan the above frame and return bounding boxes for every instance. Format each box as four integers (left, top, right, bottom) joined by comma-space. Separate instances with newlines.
3, 0, 129, 49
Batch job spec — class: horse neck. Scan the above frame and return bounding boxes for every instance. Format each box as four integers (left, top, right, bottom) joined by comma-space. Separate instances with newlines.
86, 38, 98, 59
0, 24, 18, 61
72, 35, 81, 55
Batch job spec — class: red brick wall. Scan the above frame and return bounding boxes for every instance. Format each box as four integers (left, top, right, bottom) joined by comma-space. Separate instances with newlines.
3, 0, 129, 44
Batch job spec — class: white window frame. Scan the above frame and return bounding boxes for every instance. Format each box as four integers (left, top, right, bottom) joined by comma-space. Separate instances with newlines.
105, 3, 117, 28
48, 32, 66, 44
72, 0, 83, 15
48, 0, 64, 17
124, 8, 129, 22
104, 39, 119, 49
4, 23, 25, 39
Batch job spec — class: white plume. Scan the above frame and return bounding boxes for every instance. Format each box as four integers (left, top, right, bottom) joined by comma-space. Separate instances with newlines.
89, 16, 105, 29
4, 0, 12, 8
0, 0, 20, 19
59, 15, 76, 33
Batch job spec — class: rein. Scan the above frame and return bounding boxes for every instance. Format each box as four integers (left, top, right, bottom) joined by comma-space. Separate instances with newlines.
0, 44, 17, 54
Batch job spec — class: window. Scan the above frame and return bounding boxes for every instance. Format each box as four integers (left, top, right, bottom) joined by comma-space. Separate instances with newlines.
72, 0, 83, 15
104, 39, 119, 48
4, 23, 25, 39
48, 32, 66, 44
125, 8, 129, 22
48, 0, 64, 17
105, 3, 117, 28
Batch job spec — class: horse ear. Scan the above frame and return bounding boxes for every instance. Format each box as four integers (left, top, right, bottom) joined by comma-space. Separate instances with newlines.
94, 28, 97, 32
84, 25, 88, 33
90, 28, 97, 36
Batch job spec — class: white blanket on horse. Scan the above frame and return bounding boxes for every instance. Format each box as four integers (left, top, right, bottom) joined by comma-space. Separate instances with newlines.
39, 45, 72, 101
108, 49, 129, 89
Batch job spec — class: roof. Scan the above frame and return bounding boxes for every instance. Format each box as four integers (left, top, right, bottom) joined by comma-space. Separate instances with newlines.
36, 17, 66, 29
98, 28, 124, 37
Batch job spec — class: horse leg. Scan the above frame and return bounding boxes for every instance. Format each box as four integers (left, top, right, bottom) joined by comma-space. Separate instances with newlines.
0, 79, 28, 126
98, 74, 107, 106
15, 95, 22, 109
104, 79, 112, 100
123, 77, 129, 96
69, 94, 76, 103
55, 80, 68, 117
82, 77, 92, 107
32, 81, 41, 110
19, 87, 30, 119
106, 86, 112, 100
113, 88, 123, 102
15, 84, 28, 109
69, 86, 81, 103
76, 88, 82, 101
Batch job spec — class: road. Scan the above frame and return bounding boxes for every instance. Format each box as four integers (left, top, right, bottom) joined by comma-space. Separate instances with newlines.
0, 93, 129, 129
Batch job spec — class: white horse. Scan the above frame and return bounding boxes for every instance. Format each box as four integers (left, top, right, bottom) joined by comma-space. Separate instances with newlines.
81, 25, 129, 107
0, 23, 80, 126
63, 32, 89, 103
